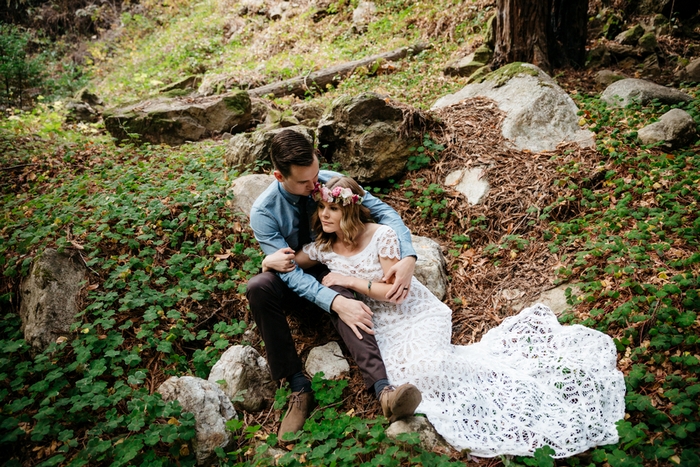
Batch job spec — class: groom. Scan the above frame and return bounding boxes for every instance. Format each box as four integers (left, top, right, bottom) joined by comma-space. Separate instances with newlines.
247, 129, 421, 438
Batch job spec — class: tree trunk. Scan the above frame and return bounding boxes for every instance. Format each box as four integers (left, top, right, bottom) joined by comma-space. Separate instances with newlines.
551, 0, 588, 68
493, 0, 551, 72
493, 0, 588, 72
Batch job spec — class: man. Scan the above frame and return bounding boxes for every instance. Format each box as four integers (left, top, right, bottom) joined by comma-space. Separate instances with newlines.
247, 129, 421, 438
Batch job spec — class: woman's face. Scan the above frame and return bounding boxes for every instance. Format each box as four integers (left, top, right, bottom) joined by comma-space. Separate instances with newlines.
317, 200, 343, 234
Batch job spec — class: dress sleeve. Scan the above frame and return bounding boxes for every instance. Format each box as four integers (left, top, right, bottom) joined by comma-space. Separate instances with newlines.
303, 242, 320, 261
377, 226, 402, 260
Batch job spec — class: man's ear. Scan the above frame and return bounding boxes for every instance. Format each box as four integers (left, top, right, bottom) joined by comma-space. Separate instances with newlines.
273, 170, 285, 182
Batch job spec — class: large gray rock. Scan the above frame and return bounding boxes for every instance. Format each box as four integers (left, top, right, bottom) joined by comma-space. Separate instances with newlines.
412, 235, 447, 301
224, 125, 314, 170
159, 376, 236, 466
208, 345, 276, 412
637, 108, 697, 149
385, 416, 450, 451
229, 174, 276, 217
103, 91, 252, 145
305, 341, 350, 380
601, 78, 693, 107
20, 249, 85, 351
432, 63, 594, 152
318, 93, 413, 183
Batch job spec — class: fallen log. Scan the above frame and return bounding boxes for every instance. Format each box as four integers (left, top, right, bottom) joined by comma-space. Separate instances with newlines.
247, 42, 430, 98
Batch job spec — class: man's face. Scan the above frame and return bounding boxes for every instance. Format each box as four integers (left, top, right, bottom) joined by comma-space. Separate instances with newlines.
275, 156, 320, 197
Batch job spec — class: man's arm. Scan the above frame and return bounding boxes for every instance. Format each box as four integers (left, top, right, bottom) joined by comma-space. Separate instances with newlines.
250, 209, 337, 311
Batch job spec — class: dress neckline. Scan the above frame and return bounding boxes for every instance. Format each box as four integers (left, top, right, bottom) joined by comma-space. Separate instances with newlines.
330, 224, 387, 259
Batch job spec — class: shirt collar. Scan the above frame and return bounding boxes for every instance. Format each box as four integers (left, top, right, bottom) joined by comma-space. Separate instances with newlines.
276, 181, 309, 205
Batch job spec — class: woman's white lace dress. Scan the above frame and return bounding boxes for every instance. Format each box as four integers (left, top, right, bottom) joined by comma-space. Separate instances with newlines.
304, 225, 625, 458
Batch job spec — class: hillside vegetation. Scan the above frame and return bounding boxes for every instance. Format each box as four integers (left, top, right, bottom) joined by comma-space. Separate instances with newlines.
1, 0, 700, 466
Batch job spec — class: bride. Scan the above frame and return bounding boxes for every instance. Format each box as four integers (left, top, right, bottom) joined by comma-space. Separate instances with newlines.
262, 176, 625, 458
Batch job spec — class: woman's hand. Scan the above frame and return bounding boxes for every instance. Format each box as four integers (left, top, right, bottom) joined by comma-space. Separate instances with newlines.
322, 272, 353, 289
262, 247, 297, 273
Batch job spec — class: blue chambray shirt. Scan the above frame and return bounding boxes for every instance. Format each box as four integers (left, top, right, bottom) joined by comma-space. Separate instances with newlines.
250, 169, 416, 312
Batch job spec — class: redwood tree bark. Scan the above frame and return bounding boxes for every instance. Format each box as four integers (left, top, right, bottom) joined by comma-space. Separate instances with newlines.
493, 0, 588, 72
493, 0, 551, 72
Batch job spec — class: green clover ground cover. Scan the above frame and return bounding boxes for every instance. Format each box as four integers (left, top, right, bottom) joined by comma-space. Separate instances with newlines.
544, 92, 700, 467
0, 113, 264, 465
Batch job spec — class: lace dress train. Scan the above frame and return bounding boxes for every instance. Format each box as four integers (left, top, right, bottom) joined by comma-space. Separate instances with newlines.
304, 226, 625, 457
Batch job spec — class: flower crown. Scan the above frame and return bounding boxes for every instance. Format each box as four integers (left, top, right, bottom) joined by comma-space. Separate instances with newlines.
311, 182, 363, 206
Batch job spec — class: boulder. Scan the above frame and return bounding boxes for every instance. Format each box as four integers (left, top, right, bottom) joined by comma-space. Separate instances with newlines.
19, 249, 85, 352
305, 341, 350, 380
208, 345, 277, 412
586, 44, 611, 68
385, 416, 450, 451
412, 235, 448, 301
229, 174, 276, 217
65, 100, 100, 123
615, 24, 644, 45
637, 108, 697, 149
103, 91, 252, 146
158, 376, 236, 466
224, 124, 315, 170
318, 93, 412, 183
483, 14, 496, 48
444, 167, 489, 206
431, 63, 595, 152
601, 78, 693, 107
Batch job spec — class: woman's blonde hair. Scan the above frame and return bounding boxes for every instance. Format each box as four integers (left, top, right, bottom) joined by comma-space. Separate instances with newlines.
312, 177, 373, 250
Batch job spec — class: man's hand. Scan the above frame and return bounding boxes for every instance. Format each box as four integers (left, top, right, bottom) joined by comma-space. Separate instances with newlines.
262, 247, 296, 273
331, 295, 374, 339
382, 256, 416, 304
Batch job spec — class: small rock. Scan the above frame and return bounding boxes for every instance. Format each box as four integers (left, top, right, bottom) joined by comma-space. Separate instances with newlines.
74, 87, 103, 107
683, 57, 700, 83
444, 167, 489, 206
385, 416, 450, 451
208, 345, 277, 412
595, 69, 626, 87
158, 376, 236, 466
444, 53, 486, 78
513, 284, 581, 315
352, 1, 376, 33
501, 288, 524, 301
640, 54, 661, 79
637, 108, 697, 149
229, 174, 276, 217
65, 100, 100, 123
601, 78, 693, 107
412, 235, 448, 301
305, 341, 350, 379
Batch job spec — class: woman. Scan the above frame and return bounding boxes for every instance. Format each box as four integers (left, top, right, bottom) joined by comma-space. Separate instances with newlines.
263, 176, 625, 458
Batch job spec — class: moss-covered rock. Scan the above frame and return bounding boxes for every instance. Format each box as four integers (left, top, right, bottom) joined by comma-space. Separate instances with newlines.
103, 91, 252, 145
638, 32, 657, 53
615, 24, 645, 45
471, 62, 539, 88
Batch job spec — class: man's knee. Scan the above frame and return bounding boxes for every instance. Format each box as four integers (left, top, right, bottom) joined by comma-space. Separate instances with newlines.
246, 272, 278, 300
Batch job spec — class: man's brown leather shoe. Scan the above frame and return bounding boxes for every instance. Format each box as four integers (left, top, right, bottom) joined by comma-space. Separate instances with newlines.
278, 390, 316, 439
379, 383, 422, 422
